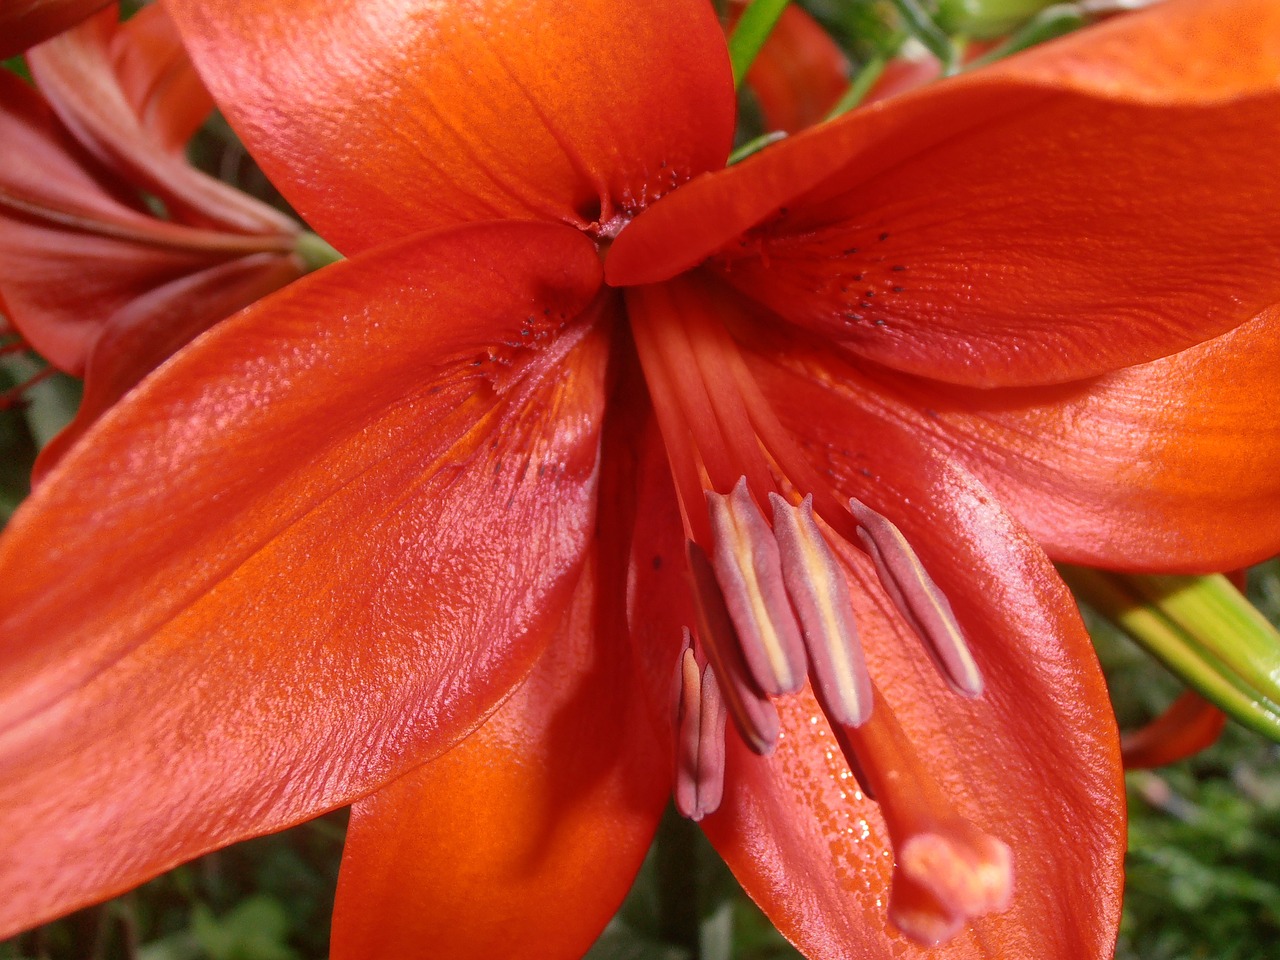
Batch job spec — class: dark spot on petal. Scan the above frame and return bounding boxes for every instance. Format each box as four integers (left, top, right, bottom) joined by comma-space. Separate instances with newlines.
652, 554, 664, 570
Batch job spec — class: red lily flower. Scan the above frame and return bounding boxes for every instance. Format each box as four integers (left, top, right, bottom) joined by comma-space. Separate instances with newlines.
2, 0, 1280, 957
0, 4, 304, 471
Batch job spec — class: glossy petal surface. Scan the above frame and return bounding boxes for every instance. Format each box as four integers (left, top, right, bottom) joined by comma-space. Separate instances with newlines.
845, 308, 1280, 570
704, 366, 1124, 958
332, 549, 669, 960
609, 0, 1280, 386
0, 222, 607, 936
164, 0, 735, 252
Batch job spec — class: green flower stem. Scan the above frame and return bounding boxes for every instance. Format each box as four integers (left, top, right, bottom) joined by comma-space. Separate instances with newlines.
727, 0, 791, 89
296, 231, 344, 272
728, 130, 788, 165
824, 54, 888, 121
889, 0, 959, 75
1123, 574, 1280, 710
655, 806, 703, 956
1062, 567, 1280, 742
966, 4, 1086, 68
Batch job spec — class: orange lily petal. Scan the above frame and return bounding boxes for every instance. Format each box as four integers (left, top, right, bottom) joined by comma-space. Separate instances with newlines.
609, 0, 1280, 387
0, 221, 607, 936
744, 4, 850, 134
1121, 690, 1226, 770
332, 548, 670, 960
164, 0, 736, 253
880, 307, 1280, 570
700, 406, 1123, 958
0, 0, 109, 58
33, 251, 304, 478
623, 416, 695, 740
28, 5, 293, 233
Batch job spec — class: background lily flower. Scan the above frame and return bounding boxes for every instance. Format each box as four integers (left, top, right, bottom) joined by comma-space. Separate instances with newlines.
0, 3, 305, 471
0, 0, 110, 59
1, 0, 1278, 958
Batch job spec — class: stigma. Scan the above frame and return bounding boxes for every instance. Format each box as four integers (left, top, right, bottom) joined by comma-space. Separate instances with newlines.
627, 277, 1012, 944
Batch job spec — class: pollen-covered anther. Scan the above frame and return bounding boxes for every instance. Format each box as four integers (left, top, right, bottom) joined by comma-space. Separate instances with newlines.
891, 827, 1014, 946
769, 492, 872, 726
706, 478, 807, 696
686, 540, 780, 755
674, 632, 728, 822
847, 497, 983, 698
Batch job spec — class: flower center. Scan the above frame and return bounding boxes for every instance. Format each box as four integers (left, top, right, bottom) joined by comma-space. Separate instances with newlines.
627, 275, 1011, 944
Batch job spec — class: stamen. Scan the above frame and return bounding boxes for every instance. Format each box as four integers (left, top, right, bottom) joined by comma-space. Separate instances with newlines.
833, 686, 1013, 946
769, 493, 872, 726
706, 478, 806, 696
686, 540, 780, 755
674, 633, 728, 821
847, 498, 982, 698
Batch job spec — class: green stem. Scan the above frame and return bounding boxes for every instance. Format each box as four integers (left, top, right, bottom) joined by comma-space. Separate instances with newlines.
296, 231, 344, 272
1062, 567, 1280, 742
728, 130, 788, 165
966, 4, 1086, 68
824, 55, 888, 121
727, 0, 792, 89
655, 806, 703, 957
889, 0, 959, 75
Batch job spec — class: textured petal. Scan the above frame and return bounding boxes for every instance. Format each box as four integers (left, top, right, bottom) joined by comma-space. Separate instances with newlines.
0, 0, 110, 58
332, 547, 669, 960
0, 68, 295, 372
744, 3, 850, 134
702, 380, 1124, 958
28, 5, 293, 233
0, 221, 607, 936
807, 307, 1280, 570
948, 309, 1280, 568
165, 0, 736, 252
33, 252, 305, 478
609, 0, 1280, 387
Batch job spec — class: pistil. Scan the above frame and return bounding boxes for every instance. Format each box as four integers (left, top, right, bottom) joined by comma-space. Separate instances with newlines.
834, 687, 1013, 945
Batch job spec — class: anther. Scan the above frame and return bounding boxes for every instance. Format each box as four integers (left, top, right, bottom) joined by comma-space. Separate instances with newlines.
706, 478, 807, 696
769, 493, 872, 727
686, 540, 780, 755
847, 498, 982, 698
674, 632, 728, 821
